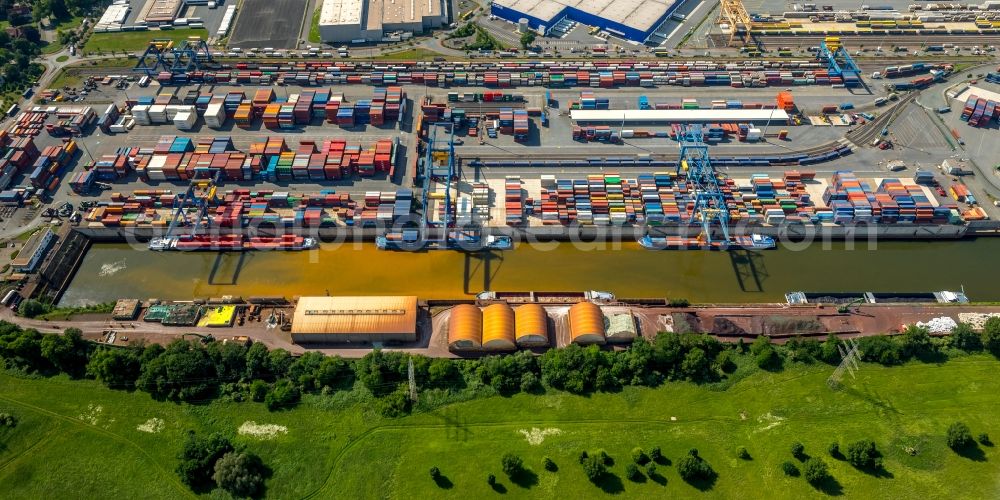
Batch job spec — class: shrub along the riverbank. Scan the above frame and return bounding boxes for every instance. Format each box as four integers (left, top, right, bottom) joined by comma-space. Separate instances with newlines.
1, 319, 999, 416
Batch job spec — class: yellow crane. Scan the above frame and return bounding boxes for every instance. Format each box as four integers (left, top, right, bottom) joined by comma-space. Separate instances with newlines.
718, 0, 755, 47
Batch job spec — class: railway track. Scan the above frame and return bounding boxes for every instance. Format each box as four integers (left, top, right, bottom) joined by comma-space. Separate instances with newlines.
758, 34, 1000, 48
847, 93, 917, 147
461, 96, 917, 169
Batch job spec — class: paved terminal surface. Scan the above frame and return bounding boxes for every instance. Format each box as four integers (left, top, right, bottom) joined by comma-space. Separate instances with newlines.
227, 0, 309, 49
6, 303, 999, 357
12, 56, 999, 235
40, 79, 993, 217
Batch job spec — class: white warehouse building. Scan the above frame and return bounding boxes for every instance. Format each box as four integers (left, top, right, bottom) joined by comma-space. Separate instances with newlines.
319, 0, 446, 42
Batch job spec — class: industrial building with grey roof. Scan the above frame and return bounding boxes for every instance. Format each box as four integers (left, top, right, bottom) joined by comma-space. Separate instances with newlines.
490, 0, 683, 42
318, 0, 446, 42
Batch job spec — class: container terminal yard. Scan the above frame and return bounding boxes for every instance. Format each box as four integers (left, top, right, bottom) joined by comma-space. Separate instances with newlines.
0, 0, 1000, 358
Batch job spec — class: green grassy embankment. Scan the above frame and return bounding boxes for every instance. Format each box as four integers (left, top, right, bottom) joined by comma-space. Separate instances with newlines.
1, 356, 998, 498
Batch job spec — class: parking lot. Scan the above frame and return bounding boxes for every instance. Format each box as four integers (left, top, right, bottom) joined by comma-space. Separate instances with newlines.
228, 0, 308, 48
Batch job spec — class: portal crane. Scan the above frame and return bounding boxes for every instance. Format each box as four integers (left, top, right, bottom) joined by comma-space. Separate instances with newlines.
718, 0, 755, 47
678, 125, 730, 245
817, 37, 861, 87
163, 169, 223, 240
134, 37, 213, 77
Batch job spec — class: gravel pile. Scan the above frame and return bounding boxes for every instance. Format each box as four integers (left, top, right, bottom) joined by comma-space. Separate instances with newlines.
916, 316, 958, 334
957, 313, 1000, 330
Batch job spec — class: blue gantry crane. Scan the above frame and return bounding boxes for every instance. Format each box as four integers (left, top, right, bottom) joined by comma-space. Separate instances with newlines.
423, 122, 457, 229
678, 125, 730, 245
377, 122, 510, 251
134, 37, 213, 77
149, 169, 222, 250
817, 36, 861, 87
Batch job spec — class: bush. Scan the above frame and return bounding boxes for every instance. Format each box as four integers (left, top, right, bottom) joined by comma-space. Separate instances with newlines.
668, 298, 690, 307
598, 449, 611, 465
176, 432, 234, 490
582, 455, 606, 482
984, 317, 1000, 356
0, 411, 17, 427
677, 450, 714, 482
429, 466, 441, 479
736, 446, 750, 460
645, 463, 657, 477
487, 473, 496, 485
946, 421, 974, 450
781, 461, 800, 477
900, 325, 935, 359
18, 299, 49, 318
846, 439, 880, 470
213, 451, 266, 498
501, 453, 523, 477
949, 322, 982, 351
791, 442, 805, 459
978, 433, 991, 446
858, 336, 903, 365
803, 457, 830, 484
264, 379, 300, 411
717, 350, 737, 374
249, 379, 268, 402
752, 337, 781, 369
625, 463, 641, 481
578, 450, 589, 464
632, 447, 649, 465
519, 371, 541, 392
828, 442, 840, 458
543, 457, 557, 471
648, 446, 662, 461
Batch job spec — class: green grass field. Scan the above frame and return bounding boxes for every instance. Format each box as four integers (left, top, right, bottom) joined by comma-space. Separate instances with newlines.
308, 9, 321, 44
81, 29, 209, 55
374, 48, 451, 61
48, 59, 137, 89
1, 356, 998, 498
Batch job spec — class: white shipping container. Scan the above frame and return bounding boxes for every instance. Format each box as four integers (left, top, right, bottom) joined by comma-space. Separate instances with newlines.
174, 111, 197, 130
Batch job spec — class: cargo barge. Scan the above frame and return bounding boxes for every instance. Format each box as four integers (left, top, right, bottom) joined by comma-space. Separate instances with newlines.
149, 234, 317, 251
639, 234, 776, 251
376, 230, 512, 252
785, 290, 969, 305
476, 290, 616, 304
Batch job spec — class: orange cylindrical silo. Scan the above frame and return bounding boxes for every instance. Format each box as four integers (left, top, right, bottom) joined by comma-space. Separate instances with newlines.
568, 301, 606, 344
514, 304, 548, 346
448, 304, 482, 350
482, 303, 516, 351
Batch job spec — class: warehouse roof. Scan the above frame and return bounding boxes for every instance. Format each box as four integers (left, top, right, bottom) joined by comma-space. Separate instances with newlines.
570, 109, 790, 123
493, 0, 677, 33
292, 296, 418, 335
11, 229, 53, 269
137, 0, 184, 23
372, 0, 442, 25
320, 0, 365, 26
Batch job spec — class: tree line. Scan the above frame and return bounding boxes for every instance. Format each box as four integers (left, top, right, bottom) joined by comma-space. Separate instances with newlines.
1, 318, 999, 416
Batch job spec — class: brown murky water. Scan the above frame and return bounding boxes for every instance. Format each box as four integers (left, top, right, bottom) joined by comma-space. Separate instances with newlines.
59, 239, 1000, 306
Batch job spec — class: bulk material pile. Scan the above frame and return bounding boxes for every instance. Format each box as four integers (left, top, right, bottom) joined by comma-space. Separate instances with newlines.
916, 316, 958, 334
957, 312, 1000, 330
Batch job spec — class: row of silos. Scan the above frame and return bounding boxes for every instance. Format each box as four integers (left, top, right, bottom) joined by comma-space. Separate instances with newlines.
448, 303, 549, 351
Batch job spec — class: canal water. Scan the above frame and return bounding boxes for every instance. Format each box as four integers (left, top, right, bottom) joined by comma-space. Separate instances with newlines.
59, 239, 1000, 306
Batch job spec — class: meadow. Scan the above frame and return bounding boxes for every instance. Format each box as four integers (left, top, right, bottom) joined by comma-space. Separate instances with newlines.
1, 355, 997, 499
